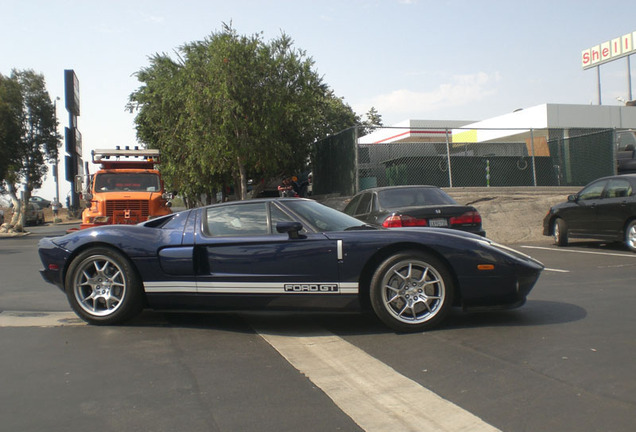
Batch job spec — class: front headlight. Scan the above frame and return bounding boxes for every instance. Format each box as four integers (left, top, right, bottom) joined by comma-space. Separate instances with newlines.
480, 240, 544, 267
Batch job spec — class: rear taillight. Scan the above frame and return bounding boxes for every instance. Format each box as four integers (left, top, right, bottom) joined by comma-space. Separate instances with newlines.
382, 215, 428, 228
450, 211, 482, 226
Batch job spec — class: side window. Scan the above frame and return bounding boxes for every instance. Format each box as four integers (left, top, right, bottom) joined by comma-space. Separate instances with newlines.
343, 195, 362, 216
578, 181, 606, 200
270, 204, 300, 234
205, 202, 268, 237
355, 193, 372, 215
606, 179, 632, 198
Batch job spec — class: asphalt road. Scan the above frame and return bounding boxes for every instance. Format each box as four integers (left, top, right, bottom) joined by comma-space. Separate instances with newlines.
1, 223, 635, 432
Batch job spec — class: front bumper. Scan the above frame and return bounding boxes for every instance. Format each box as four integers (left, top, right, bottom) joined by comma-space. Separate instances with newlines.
459, 241, 544, 310
38, 237, 70, 291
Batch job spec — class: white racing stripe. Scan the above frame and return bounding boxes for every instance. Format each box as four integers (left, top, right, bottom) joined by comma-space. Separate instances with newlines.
0, 311, 84, 327
144, 281, 359, 294
255, 322, 501, 432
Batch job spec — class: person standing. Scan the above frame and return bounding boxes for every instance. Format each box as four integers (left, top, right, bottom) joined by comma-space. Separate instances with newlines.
51, 198, 61, 223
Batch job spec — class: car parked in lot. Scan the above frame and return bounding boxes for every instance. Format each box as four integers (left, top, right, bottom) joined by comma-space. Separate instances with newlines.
38, 198, 542, 332
25, 203, 45, 226
343, 185, 485, 236
29, 196, 51, 208
543, 174, 636, 251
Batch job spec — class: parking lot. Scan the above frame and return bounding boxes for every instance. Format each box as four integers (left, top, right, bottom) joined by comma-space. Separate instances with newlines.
1, 223, 635, 432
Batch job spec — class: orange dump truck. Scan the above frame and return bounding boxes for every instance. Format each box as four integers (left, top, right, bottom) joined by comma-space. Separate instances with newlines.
77, 148, 172, 229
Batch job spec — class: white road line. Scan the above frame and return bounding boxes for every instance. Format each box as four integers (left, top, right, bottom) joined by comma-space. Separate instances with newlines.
521, 245, 636, 258
543, 268, 571, 273
0, 311, 84, 327
255, 322, 501, 432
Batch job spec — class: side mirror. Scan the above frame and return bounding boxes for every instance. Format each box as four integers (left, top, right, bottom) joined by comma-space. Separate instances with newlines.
74, 175, 83, 193
567, 194, 578, 202
276, 221, 305, 239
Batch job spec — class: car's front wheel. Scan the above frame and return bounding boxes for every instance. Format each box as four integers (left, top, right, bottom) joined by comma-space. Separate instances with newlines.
64, 247, 143, 325
370, 251, 454, 332
553, 218, 568, 246
625, 220, 636, 252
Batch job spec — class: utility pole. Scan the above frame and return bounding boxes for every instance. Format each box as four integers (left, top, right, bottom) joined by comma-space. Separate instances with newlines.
53, 96, 61, 204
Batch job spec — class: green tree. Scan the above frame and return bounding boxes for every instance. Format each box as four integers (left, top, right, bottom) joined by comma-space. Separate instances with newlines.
0, 69, 60, 231
0, 74, 23, 189
359, 106, 383, 136
128, 24, 358, 204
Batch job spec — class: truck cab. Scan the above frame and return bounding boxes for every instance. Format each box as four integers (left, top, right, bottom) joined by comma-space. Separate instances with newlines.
78, 148, 172, 229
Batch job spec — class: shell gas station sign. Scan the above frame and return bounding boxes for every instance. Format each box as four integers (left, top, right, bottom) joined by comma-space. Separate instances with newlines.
581, 31, 636, 69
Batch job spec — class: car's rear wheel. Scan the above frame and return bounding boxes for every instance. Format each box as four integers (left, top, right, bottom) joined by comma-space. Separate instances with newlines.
370, 251, 454, 332
553, 218, 568, 246
625, 220, 636, 252
65, 247, 143, 325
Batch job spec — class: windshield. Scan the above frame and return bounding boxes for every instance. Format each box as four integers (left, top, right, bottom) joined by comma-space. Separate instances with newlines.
94, 173, 161, 192
284, 199, 371, 232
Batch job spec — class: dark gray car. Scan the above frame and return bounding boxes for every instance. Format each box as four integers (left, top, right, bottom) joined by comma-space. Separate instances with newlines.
25, 203, 44, 225
29, 196, 51, 208
543, 174, 636, 251
343, 185, 485, 236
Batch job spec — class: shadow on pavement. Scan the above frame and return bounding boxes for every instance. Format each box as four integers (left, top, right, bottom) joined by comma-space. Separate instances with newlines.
119, 298, 586, 336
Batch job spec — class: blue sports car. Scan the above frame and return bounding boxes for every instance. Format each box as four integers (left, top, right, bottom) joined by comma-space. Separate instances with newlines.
39, 198, 544, 332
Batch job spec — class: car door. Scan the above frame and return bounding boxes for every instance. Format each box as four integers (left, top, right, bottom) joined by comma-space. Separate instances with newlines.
195, 201, 342, 296
566, 179, 606, 236
595, 178, 634, 239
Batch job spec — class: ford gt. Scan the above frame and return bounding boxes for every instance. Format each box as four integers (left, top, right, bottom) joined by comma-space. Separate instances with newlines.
39, 198, 543, 332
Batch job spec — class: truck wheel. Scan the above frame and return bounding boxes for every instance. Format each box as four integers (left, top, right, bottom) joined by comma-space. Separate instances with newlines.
370, 251, 454, 332
65, 247, 143, 325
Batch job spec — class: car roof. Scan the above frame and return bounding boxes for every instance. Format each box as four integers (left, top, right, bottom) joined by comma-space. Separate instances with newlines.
207, 197, 313, 207
591, 174, 636, 182
354, 185, 438, 194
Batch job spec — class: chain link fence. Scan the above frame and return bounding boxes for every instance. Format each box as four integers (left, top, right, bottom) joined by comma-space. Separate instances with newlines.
312, 126, 619, 196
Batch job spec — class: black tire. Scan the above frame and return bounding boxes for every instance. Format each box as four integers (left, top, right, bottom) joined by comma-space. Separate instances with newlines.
625, 220, 636, 252
553, 218, 568, 247
370, 251, 454, 332
64, 247, 143, 325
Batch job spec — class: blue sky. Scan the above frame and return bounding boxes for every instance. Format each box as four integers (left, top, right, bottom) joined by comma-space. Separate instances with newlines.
1, 0, 635, 200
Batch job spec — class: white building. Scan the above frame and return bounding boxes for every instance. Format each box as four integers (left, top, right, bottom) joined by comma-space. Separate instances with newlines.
361, 103, 636, 147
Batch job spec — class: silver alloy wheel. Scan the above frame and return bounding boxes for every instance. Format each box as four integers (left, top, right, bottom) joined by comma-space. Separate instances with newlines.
626, 222, 636, 251
71, 254, 127, 317
379, 258, 445, 324
553, 221, 560, 244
